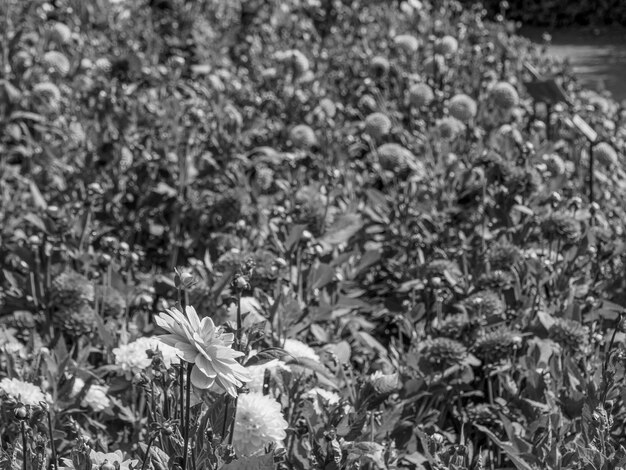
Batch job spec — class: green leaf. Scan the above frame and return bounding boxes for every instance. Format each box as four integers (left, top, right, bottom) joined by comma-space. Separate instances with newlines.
474, 424, 534, 470
220, 453, 275, 470
321, 213, 363, 245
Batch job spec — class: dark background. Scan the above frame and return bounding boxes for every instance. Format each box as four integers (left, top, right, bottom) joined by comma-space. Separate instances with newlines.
472, 0, 626, 26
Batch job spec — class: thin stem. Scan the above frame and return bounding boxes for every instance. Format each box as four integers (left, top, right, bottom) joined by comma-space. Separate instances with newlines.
182, 363, 192, 470
47, 408, 57, 470
141, 434, 158, 470
20, 421, 27, 470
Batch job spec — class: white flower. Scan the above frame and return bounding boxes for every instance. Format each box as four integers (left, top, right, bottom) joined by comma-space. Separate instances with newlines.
0, 378, 48, 405
113, 340, 152, 372
283, 339, 320, 363
304, 387, 341, 414
233, 393, 288, 457
89, 450, 137, 470
245, 359, 290, 394
72, 378, 111, 412
113, 336, 182, 373
155, 305, 251, 396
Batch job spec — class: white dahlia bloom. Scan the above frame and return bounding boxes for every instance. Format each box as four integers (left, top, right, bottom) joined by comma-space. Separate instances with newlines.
0, 378, 48, 405
89, 450, 138, 470
245, 359, 290, 394
304, 387, 341, 414
283, 338, 320, 362
113, 336, 181, 373
155, 305, 251, 396
72, 378, 111, 412
233, 392, 288, 457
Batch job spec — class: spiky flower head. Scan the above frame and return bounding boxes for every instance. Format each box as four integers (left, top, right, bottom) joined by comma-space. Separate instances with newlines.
424, 259, 462, 284
489, 82, 519, 110
364, 112, 392, 140
48, 22, 72, 45
541, 212, 582, 244
420, 338, 467, 371
542, 153, 567, 176
473, 328, 522, 364
42, 50, 70, 76
434, 35, 459, 56
32, 82, 61, 103
437, 116, 465, 140
477, 270, 514, 291
254, 165, 275, 193
487, 240, 521, 271
594, 142, 619, 168
370, 55, 390, 76
50, 269, 94, 311
462, 290, 505, 318
95, 286, 126, 318
94, 57, 113, 73
433, 314, 472, 341
423, 55, 446, 75
232, 392, 288, 457
289, 124, 317, 149
448, 94, 477, 123
358, 94, 378, 113
394, 34, 419, 54
409, 83, 435, 108
549, 318, 589, 351
375, 143, 425, 178
155, 306, 251, 396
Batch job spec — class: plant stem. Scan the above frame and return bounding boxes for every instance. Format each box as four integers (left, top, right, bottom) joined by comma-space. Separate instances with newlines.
20, 421, 27, 470
182, 363, 193, 470
47, 408, 57, 470
141, 434, 157, 470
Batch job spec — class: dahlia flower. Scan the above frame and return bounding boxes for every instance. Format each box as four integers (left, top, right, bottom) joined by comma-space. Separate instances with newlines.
0, 378, 48, 406
245, 359, 290, 394
155, 306, 251, 396
283, 338, 320, 362
71, 378, 111, 412
89, 450, 137, 470
232, 392, 288, 457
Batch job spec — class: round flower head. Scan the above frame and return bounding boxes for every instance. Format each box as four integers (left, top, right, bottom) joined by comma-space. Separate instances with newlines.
364, 112, 392, 140
232, 392, 288, 457
33, 82, 61, 103
423, 55, 446, 76
155, 306, 251, 396
472, 328, 522, 364
370, 55, 390, 76
409, 83, 435, 108
48, 22, 72, 45
71, 378, 111, 412
358, 94, 378, 113
448, 94, 477, 123
42, 50, 70, 76
549, 318, 589, 352
594, 142, 618, 168
89, 450, 138, 470
289, 124, 317, 149
420, 338, 467, 372
437, 116, 464, 140
490, 82, 519, 110
434, 35, 458, 56
375, 143, 425, 178
245, 359, 290, 394
283, 338, 320, 362
394, 34, 419, 54
94, 57, 113, 73
0, 378, 48, 406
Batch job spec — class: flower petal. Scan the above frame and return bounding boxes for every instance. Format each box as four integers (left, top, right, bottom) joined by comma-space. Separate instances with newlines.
190, 365, 215, 389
